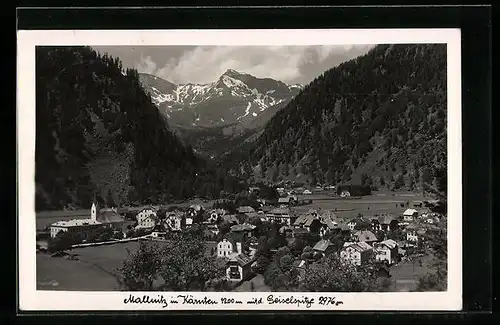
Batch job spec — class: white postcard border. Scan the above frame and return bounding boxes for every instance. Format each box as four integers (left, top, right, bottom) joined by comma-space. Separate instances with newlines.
17, 28, 462, 311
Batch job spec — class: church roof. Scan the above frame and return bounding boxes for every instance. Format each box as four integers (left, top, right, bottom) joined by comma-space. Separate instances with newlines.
97, 210, 124, 223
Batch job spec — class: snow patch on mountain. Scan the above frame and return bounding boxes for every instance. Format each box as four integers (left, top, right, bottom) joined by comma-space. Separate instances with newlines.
140, 70, 302, 127
238, 102, 252, 121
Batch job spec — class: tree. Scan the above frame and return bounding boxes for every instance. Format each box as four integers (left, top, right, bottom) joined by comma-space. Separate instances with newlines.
48, 231, 84, 253
157, 234, 227, 291
354, 219, 371, 231
415, 222, 447, 292
290, 237, 306, 256
393, 174, 405, 190
116, 241, 162, 291
360, 173, 369, 187
302, 254, 378, 292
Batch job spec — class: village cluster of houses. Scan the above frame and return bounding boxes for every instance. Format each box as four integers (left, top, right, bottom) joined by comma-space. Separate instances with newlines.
48, 198, 444, 284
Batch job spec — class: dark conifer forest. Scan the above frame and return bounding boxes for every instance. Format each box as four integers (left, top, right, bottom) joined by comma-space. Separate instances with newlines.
221, 44, 447, 193
35, 44, 447, 210
35, 46, 243, 210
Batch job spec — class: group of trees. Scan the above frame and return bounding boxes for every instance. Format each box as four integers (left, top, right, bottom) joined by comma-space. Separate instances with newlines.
116, 233, 228, 291
221, 44, 447, 192
47, 231, 85, 253
35, 46, 245, 211
258, 241, 392, 292
415, 221, 447, 291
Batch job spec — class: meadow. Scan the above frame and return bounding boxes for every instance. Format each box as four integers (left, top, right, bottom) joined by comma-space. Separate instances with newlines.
293, 191, 433, 218
36, 240, 217, 291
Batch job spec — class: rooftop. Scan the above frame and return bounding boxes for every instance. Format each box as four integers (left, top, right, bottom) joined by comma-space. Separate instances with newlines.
354, 230, 378, 242
268, 208, 290, 215
375, 214, 398, 224
313, 239, 333, 252
97, 210, 124, 223
378, 239, 398, 249
403, 208, 418, 215
343, 241, 373, 252
230, 223, 256, 232
237, 206, 256, 214
228, 253, 254, 266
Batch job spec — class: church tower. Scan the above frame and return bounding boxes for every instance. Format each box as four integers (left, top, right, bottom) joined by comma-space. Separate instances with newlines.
91, 191, 98, 221
91, 202, 97, 221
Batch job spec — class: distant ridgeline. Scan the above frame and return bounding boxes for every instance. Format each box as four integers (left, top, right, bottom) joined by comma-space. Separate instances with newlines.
222, 44, 447, 194
35, 46, 244, 211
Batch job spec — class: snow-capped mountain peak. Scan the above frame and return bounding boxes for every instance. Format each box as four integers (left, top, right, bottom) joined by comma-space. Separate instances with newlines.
139, 71, 302, 127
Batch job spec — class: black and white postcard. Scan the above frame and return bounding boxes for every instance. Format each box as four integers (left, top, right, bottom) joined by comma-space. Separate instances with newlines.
18, 28, 462, 311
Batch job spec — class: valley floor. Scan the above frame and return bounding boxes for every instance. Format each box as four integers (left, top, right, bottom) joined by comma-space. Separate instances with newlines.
35, 191, 439, 292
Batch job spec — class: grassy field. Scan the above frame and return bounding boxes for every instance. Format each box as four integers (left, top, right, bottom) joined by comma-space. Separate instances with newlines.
292, 191, 432, 219
37, 241, 141, 291
37, 239, 218, 291
388, 254, 434, 291
37, 252, 121, 291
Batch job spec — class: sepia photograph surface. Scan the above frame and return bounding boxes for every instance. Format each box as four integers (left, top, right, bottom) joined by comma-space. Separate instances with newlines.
18, 29, 462, 311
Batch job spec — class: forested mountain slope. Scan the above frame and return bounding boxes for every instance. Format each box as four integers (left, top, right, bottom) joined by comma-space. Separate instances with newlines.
223, 44, 447, 192
35, 46, 243, 211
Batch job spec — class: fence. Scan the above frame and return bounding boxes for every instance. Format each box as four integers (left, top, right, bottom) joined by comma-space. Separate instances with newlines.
70, 235, 150, 248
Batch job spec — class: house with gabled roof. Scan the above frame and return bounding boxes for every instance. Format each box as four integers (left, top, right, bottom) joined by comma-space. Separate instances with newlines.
340, 241, 374, 266
230, 223, 256, 239
403, 208, 418, 221
372, 214, 399, 231
373, 239, 399, 265
347, 219, 357, 231
164, 210, 184, 231
293, 209, 339, 238
266, 207, 294, 226
405, 223, 426, 244
136, 207, 158, 229
206, 208, 226, 224
313, 239, 335, 257
278, 195, 298, 206
226, 253, 255, 282
221, 214, 239, 225
217, 235, 242, 258
237, 206, 256, 214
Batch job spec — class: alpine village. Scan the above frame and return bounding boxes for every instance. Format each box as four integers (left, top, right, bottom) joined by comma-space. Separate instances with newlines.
35, 44, 447, 293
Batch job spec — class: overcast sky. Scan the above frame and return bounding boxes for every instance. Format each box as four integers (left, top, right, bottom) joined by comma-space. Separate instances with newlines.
92, 45, 374, 85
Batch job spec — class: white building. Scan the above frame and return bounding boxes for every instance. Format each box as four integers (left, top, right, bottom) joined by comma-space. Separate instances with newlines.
374, 239, 399, 265
347, 220, 357, 231
403, 208, 418, 221
165, 211, 183, 231
266, 208, 293, 225
49, 218, 102, 238
340, 241, 373, 266
217, 237, 242, 258
136, 208, 157, 229
406, 224, 426, 244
